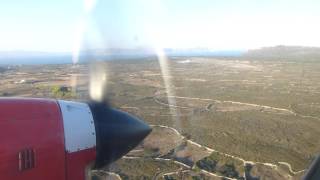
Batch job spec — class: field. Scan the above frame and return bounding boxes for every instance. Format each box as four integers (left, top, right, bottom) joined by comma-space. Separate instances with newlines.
1, 57, 320, 179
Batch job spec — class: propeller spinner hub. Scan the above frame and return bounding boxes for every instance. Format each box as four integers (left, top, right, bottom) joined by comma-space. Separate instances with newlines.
88, 101, 152, 168
58, 100, 151, 168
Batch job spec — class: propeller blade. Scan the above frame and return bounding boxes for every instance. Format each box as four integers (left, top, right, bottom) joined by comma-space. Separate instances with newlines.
89, 61, 108, 102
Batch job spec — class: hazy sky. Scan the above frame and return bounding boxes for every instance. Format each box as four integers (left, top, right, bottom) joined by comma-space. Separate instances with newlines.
0, 0, 320, 52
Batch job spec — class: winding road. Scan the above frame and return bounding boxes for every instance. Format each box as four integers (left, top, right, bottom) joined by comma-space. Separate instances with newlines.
115, 93, 315, 179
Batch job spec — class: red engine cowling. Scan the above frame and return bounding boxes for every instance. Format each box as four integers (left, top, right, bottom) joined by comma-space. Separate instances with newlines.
0, 98, 151, 180
0, 98, 96, 180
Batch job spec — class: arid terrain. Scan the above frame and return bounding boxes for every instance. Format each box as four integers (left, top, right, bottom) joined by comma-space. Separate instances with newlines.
1, 56, 320, 179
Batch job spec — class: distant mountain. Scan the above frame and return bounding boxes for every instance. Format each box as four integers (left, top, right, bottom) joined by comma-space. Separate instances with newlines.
243, 45, 320, 61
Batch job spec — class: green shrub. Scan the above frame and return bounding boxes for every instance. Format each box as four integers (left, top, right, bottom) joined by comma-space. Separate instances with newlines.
51, 85, 75, 98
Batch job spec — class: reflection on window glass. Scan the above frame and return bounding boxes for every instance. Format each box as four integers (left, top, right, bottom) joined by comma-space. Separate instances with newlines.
1, 0, 320, 179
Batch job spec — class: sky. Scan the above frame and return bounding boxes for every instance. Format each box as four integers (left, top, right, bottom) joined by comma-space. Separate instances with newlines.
0, 0, 320, 52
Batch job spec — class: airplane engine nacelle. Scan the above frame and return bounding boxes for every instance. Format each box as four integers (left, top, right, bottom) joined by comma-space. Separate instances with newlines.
0, 98, 151, 180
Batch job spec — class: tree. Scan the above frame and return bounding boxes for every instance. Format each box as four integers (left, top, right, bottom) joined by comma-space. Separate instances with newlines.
51, 85, 74, 98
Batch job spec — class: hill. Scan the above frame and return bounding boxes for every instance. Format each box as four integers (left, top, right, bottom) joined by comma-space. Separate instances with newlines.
243, 45, 320, 61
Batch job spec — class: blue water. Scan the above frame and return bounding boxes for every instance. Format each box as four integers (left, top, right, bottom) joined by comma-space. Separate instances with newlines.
0, 50, 244, 65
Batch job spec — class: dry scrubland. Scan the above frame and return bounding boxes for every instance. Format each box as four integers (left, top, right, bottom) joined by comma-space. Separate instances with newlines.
1, 57, 320, 179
